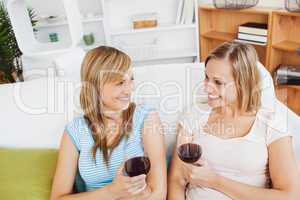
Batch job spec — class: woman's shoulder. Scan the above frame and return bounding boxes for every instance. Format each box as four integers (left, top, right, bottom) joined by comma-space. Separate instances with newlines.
64, 115, 87, 152
254, 110, 292, 146
65, 115, 90, 140
65, 115, 86, 129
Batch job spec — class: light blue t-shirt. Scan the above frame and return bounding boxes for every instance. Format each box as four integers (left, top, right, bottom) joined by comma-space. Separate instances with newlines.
65, 104, 154, 192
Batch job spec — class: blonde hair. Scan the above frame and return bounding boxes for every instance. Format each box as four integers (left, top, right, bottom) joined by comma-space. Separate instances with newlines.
205, 42, 261, 113
80, 46, 135, 164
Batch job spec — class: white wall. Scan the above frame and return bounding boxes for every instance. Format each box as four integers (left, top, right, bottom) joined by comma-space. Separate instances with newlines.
198, 0, 285, 8
23, 0, 103, 17
3, 0, 285, 16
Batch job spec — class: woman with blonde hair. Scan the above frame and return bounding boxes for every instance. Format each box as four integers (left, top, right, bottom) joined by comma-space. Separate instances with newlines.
51, 46, 166, 200
168, 42, 300, 200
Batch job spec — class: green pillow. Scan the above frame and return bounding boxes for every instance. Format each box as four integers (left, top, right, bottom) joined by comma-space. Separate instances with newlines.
0, 148, 58, 200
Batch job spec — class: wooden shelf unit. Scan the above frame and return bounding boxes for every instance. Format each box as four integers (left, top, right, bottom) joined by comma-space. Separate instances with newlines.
269, 10, 300, 115
198, 5, 300, 115
272, 40, 300, 52
199, 5, 272, 66
201, 31, 236, 41
111, 24, 197, 36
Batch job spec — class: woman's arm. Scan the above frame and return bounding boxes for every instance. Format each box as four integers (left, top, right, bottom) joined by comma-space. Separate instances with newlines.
51, 132, 146, 200
167, 125, 188, 200
186, 137, 300, 200
137, 111, 168, 200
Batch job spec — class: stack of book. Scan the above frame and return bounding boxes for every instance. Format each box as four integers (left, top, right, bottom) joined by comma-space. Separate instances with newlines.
234, 22, 268, 46
176, 0, 195, 25
275, 64, 300, 85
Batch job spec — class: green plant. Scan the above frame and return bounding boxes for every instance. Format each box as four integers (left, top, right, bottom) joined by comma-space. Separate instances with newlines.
0, 2, 37, 83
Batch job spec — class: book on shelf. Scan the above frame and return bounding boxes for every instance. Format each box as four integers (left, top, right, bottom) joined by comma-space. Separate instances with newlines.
237, 32, 267, 43
276, 77, 300, 85
276, 65, 300, 78
176, 0, 184, 24
275, 65, 300, 86
238, 22, 268, 36
234, 38, 266, 46
184, 0, 195, 24
177, 0, 195, 25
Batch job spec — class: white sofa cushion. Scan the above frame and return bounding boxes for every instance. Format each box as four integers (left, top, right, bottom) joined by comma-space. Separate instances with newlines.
0, 78, 67, 148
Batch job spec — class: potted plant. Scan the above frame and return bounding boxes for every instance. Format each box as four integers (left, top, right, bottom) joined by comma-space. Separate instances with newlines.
0, 1, 37, 84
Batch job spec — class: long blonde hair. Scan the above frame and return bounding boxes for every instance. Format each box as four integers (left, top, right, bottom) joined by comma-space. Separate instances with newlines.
80, 46, 135, 164
205, 42, 261, 113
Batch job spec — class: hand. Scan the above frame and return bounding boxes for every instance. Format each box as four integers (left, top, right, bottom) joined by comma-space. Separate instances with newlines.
119, 186, 151, 200
110, 164, 147, 199
182, 159, 220, 189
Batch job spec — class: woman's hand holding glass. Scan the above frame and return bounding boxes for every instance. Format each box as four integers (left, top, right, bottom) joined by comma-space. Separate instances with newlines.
114, 144, 151, 200
182, 159, 220, 189
110, 163, 147, 199
177, 113, 220, 189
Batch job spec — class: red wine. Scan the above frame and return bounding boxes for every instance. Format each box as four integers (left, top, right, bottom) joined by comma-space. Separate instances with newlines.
177, 143, 202, 163
125, 156, 151, 177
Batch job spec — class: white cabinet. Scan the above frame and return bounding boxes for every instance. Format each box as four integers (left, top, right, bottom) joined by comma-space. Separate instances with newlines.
25, 0, 200, 65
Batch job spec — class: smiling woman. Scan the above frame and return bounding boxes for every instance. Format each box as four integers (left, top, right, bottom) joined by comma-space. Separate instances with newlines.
50, 46, 167, 200
167, 42, 300, 200
79, 46, 136, 163
204, 43, 261, 113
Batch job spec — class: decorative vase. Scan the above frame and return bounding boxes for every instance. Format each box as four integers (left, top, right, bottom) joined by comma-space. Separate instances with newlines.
83, 33, 95, 46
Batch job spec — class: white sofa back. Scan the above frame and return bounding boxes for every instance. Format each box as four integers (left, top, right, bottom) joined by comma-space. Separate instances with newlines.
0, 63, 203, 155
133, 63, 206, 155
0, 63, 299, 162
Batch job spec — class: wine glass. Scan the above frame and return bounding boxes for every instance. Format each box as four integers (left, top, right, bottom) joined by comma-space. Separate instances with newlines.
176, 114, 202, 165
124, 143, 151, 177
124, 156, 151, 177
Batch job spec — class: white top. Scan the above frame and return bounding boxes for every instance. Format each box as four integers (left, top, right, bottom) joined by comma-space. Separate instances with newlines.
178, 103, 292, 200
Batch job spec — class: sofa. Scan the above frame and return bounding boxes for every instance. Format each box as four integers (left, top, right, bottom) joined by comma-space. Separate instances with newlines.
1, 62, 299, 200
